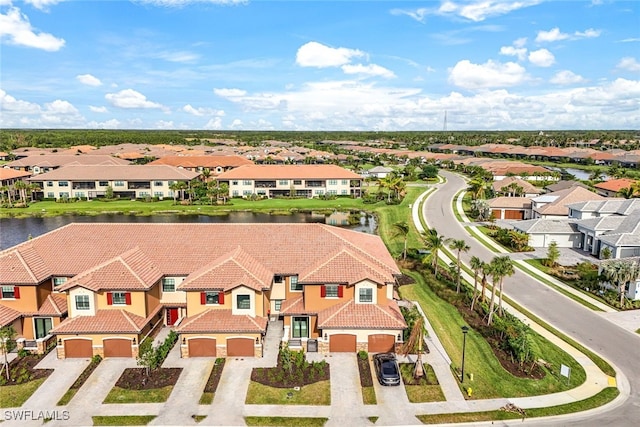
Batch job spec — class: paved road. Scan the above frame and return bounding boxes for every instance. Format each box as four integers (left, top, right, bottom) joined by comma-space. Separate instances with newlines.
426, 171, 640, 425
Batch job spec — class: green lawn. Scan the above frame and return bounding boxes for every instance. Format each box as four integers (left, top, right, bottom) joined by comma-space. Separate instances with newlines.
102, 386, 173, 403
56, 388, 78, 406
362, 386, 377, 405
399, 273, 586, 400
416, 387, 619, 424
0, 378, 47, 408
92, 416, 156, 426
245, 381, 331, 405
400, 363, 446, 403
375, 186, 425, 259
198, 392, 214, 405
245, 416, 328, 426
0, 197, 382, 218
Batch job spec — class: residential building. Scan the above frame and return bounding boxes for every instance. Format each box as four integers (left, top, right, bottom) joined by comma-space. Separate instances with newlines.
531, 186, 604, 218
4, 154, 129, 175
216, 165, 363, 198
0, 223, 406, 359
488, 197, 533, 220
147, 155, 253, 176
364, 166, 394, 179
492, 177, 541, 198
0, 168, 31, 203
593, 178, 637, 197
27, 165, 200, 200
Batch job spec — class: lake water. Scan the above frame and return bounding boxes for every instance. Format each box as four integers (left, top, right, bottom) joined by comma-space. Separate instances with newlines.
547, 167, 610, 181
0, 211, 377, 250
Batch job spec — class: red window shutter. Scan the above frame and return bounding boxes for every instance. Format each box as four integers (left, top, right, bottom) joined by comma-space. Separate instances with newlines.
13, 287, 20, 299
200, 292, 206, 305
107, 292, 113, 305
125, 292, 131, 305
320, 285, 326, 298
218, 291, 224, 305
338, 285, 344, 298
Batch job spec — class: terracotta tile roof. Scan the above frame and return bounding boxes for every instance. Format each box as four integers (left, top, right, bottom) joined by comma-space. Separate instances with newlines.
0, 169, 31, 180
27, 165, 199, 181
57, 247, 162, 292
0, 224, 399, 287
216, 164, 362, 180
52, 309, 147, 334
535, 186, 604, 216
488, 197, 532, 209
492, 177, 541, 194
1, 245, 50, 284
0, 304, 21, 327
178, 247, 272, 291
300, 248, 391, 285
318, 300, 406, 330
176, 309, 267, 334
6, 155, 129, 168
279, 296, 316, 315
594, 178, 637, 192
148, 155, 253, 169
34, 294, 67, 316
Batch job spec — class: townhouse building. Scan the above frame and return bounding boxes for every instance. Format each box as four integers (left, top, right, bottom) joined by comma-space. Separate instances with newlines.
147, 155, 253, 177
4, 154, 129, 175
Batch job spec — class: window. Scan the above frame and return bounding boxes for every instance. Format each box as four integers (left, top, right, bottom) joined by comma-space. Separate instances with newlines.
290, 276, 302, 292
232, 181, 239, 185
315, 190, 324, 195
59, 181, 68, 187
232, 190, 239, 197
274, 275, 283, 283
34, 317, 53, 339
341, 180, 348, 185
328, 180, 337, 185
1, 286, 17, 299
359, 288, 373, 303
236, 295, 251, 310
243, 190, 252, 196
341, 190, 348, 195
328, 190, 337, 195
154, 191, 164, 197
293, 180, 302, 185
47, 192, 54, 198
98, 181, 108, 187
325, 285, 338, 298
154, 181, 163, 186
292, 317, 308, 338
139, 191, 149, 197
53, 277, 67, 287
279, 180, 289, 185
75, 192, 85, 199
205, 292, 220, 305
242, 180, 252, 185
47, 181, 53, 187
111, 292, 127, 305
114, 181, 125, 187
274, 300, 282, 311
59, 192, 69, 198
75, 295, 90, 310
162, 278, 175, 292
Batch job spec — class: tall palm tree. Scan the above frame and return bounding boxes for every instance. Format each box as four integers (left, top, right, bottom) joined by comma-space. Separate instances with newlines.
601, 260, 640, 308
392, 222, 410, 260
469, 256, 483, 310
617, 186, 636, 199
168, 181, 180, 204
450, 239, 470, 293
422, 229, 451, 277
13, 180, 28, 205
486, 256, 515, 324
400, 316, 426, 379
495, 256, 515, 316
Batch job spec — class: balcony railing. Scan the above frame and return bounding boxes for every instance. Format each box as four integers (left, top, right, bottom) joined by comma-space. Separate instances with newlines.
306, 181, 325, 187
255, 181, 276, 188
72, 182, 96, 190
128, 182, 151, 190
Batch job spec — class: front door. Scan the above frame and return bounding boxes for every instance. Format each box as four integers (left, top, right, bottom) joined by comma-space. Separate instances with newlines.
292, 317, 309, 338
166, 308, 178, 326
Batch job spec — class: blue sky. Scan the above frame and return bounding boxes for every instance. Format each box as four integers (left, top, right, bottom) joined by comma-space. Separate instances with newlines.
1, 0, 639, 131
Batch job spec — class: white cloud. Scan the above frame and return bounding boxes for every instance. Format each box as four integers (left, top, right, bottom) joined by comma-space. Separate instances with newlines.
0, 6, 65, 51
500, 45, 527, 61
87, 119, 121, 129
296, 41, 365, 68
0, 89, 41, 114
619, 38, 640, 43
154, 50, 200, 63
154, 120, 175, 129
528, 48, 555, 67
390, 7, 429, 23
214, 88, 247, 98
76, 74, 102, 86
341, 63, 396, 79
137, 0, 246, 6
24, 0, 64, 11
550, 70, 586, 85
183, 104, 225, 116
575, 28, 601, 38
105, 89, 165, 110
203, 117, 223, 129
230, 118, 244, 129
448, 59, 528, 89
45, 99, 78, 115
513, 37, 527, 48
616, 57, 640, 72
536, 27, 569, 43
392, 1, 542, 23
89, 105, 108, 113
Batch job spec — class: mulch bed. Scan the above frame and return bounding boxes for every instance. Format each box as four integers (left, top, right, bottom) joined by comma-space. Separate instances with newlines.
357, 354, 373, 387
114, 368, 182, 390
251, 360, 330, 388
203, 359, 225, 393
0, 354, 53, 386
69, 357, 101, 390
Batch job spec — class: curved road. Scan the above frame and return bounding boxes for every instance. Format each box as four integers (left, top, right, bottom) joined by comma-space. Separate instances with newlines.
425, 171, 639, 425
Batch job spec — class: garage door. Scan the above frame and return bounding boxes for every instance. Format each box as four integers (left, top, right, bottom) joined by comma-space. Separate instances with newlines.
227, 338, 254, 357
491, 209, 503, 220
64, 339, 93, 358
188, 338, 217, 357
103, 339, 133, 358
329, 334, 357, 352
368, 334, 395, 353
504, 210, 524, 220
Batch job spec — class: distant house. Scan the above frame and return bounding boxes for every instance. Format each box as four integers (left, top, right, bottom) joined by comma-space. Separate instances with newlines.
4, 154, 130, 175
593, 178, 637, 197
487, 197, 532, 220
0, 168, 31, 202
544, 180, 590, 193
531, 186, 604, 218
27, 165, 200, 200
216, 164, 363, 198
492, 177, 541, 198
365, 166, 394, 179
148, 155, 253, 176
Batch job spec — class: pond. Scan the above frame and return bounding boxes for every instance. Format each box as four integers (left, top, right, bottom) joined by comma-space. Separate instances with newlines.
0, 210, 377, 250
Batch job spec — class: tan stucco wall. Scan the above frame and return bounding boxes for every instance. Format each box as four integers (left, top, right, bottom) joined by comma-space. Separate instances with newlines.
145, 284, 161, 315
0, 285, 38, 312
96, 290, 148, 317
185, 291, 230, 316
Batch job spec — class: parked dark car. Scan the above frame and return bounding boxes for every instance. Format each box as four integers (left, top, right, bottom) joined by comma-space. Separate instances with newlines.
373, 353, 401, 386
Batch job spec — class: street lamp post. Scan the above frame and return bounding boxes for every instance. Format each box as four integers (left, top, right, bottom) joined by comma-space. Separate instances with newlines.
461, 325, 469, 383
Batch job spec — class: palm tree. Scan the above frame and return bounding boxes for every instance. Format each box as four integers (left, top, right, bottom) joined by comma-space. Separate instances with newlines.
27, 183, 40, 202
392, 222, 410, 260
217, 182, 229, 204
617, 186, 636, 199
589, 169, 605, 182
486, 256, 515, 324
0, 185, 11, 206
168, 181, 180, 204
495, 256, 515, 317
450, 239, 470, 293
469, 256, 483, 310
13, 180, 28, 205
601, 260, 640, 308
422, 229, 451, 277
467, 178, 488, 199
400, 316, 426, 379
